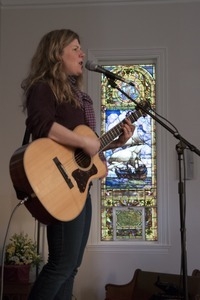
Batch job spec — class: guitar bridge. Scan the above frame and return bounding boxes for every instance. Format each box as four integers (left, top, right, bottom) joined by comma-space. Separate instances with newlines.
53, 157, 74, 189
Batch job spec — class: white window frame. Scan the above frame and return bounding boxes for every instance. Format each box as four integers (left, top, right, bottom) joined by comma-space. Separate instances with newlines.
85, 47, 170, 254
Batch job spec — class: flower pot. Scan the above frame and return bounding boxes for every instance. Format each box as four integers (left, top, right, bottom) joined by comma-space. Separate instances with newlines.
0, 264, 31, 283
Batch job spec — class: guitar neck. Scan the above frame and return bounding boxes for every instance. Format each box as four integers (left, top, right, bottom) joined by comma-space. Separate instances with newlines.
99, 107, 144, 151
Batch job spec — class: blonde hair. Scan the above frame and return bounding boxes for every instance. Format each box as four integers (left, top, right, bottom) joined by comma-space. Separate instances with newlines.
22, 29, 83, 110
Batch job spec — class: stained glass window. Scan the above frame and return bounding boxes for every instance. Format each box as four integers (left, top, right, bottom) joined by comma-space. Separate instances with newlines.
100, 64, 157, 242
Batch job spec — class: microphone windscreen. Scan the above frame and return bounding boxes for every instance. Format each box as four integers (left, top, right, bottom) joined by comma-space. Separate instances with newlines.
85, 60, 97, 71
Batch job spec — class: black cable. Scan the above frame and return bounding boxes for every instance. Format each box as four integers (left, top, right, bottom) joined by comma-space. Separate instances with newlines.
0, 200, 27, 300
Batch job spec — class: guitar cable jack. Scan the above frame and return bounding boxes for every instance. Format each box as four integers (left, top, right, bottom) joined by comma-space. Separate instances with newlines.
18, 197, 29, 206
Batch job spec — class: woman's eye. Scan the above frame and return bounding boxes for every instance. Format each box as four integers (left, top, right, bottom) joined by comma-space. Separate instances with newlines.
74, 46, 82, 52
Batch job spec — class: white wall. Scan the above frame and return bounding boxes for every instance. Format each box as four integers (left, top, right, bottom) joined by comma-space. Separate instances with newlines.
1, 2, 200, 300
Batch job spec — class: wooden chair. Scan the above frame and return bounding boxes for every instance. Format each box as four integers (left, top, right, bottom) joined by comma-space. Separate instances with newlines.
131, 269, 200, 300
192, 269, 200, 277
105, 269, 140, 300
105, 269, 200, 300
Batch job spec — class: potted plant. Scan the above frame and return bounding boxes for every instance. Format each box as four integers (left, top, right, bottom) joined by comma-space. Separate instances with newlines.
2, 232, 42, 283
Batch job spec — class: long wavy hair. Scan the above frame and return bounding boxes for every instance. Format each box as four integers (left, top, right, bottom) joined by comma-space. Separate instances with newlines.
22, 29, 83, 110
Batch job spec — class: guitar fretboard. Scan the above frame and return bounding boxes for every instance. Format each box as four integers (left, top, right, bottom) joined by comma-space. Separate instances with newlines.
100, 107, 145, 151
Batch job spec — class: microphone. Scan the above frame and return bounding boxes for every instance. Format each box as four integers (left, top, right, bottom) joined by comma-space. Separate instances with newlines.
85, 60, 135, 87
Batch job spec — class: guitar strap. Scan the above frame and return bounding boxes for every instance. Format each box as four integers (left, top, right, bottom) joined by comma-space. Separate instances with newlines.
14, 127, 32, 200
22, 126, 31, 146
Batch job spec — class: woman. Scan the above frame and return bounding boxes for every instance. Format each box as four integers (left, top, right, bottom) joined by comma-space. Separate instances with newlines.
22, 29, 134, 300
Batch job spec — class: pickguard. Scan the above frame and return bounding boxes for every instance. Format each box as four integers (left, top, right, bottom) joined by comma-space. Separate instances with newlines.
72, 164, 98, 193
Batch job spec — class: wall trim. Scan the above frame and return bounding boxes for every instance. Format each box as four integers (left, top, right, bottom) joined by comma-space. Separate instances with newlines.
86, 243, 171, 253
1, 0, 200, 9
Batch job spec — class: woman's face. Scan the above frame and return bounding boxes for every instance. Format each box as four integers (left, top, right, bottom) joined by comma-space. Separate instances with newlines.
61, 38, 85, 76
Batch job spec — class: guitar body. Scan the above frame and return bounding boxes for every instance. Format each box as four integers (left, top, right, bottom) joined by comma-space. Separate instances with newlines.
10, 103, 148, 224
9, 125, 107, 224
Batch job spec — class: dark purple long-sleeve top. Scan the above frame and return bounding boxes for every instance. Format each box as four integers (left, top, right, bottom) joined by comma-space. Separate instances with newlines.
26, 82, 86, 140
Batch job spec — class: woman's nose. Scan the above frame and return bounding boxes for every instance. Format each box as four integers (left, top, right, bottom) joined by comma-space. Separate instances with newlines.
80, 50, 85, 57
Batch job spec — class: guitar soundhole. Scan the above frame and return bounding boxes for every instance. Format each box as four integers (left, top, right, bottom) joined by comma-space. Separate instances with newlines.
75, 149, 91, 168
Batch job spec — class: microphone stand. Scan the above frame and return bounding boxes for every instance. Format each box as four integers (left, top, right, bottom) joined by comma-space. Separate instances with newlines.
107, 78, 200, 300
176, 141, 188, 300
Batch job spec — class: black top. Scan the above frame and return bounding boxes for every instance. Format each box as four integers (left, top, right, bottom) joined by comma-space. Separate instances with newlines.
26, 82, 85, 140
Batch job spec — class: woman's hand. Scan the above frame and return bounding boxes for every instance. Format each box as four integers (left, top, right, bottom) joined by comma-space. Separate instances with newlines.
117, 118, 135, 147
104, 118, 135, 150
81, 136, 100, 157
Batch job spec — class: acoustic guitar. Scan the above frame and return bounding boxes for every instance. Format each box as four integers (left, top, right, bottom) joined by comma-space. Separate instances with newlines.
9, 102, 148, 224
